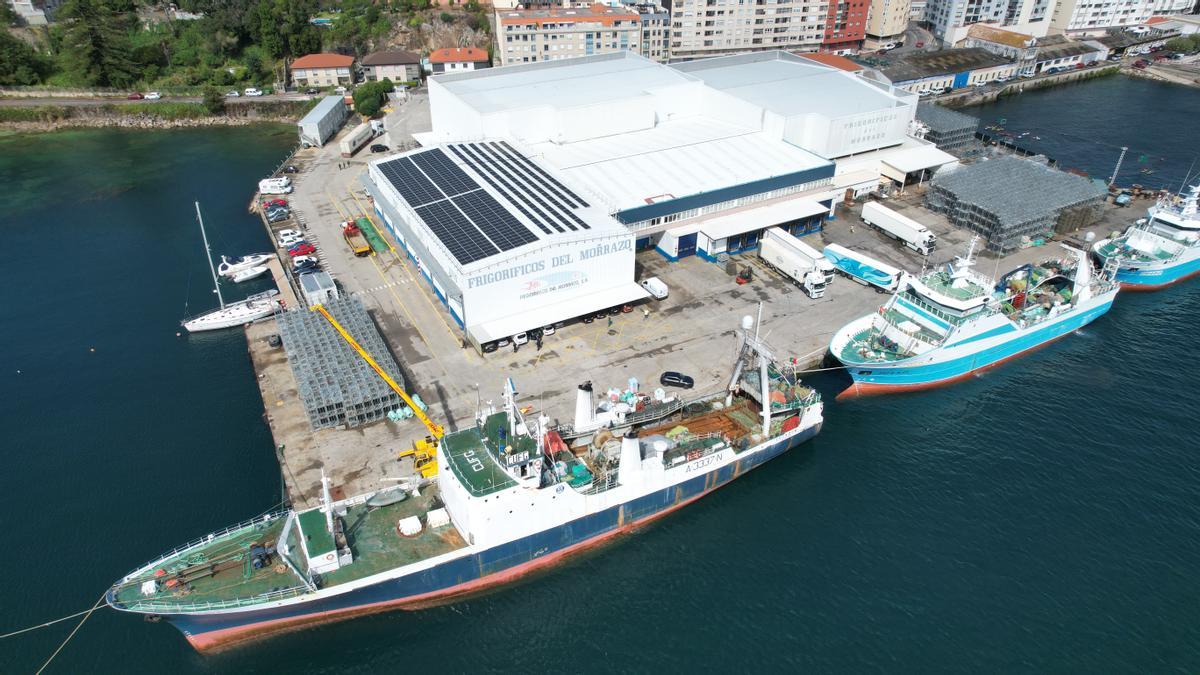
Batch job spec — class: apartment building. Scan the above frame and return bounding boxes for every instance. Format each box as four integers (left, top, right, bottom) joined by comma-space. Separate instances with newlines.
923, 0, 1053, 46
497, 4, 642, 65
636, 4, 671, 62
864, 0, 913, 48
1048, 0, 1164, 34
823, 0, 870, 51
667, 0, 832, 59
290, 53, 356, 88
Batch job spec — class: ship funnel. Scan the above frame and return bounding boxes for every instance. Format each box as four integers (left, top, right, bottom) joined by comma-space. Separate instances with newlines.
574, 382, 595, 429
617, 432, 642, 487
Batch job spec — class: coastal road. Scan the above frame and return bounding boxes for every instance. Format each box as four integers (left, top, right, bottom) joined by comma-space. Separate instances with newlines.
0, 93, 316, 107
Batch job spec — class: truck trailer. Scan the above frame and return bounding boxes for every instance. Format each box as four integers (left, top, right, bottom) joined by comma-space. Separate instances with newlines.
339, 123, 376, 158
758, 228, 829, 299
823, 243, 903, 292
861, 202, 937, 255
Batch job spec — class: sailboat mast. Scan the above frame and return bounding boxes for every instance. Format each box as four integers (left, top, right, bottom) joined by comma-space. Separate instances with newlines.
195, 201, 224, 309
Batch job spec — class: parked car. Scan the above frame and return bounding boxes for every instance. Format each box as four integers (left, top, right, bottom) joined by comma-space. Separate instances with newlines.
481, 341, 499, 353
126, 92, 144, 100
282, 165, 299, 174
263, 198, 288, 209
370, 144, 389, 153
335, 86, 348, 95
291, 255, 316, 267
640, 277, 669, 300
278, 233, 303, 247
304, 88, 320, 95
294, 259, 320, 272
513, 332, 529, 346
581, 315, 594, 324
288, 243, 316, 256
144, 92, 162, 100
225, 90, 240, 98
659, 371, 695, 389
542, 324, 556, 336
244, 88, 263, 97
267, 211, 290, 223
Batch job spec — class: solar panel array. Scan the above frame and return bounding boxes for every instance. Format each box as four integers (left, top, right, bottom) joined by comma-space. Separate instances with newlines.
447, 142, 591, 235
376, 150, 539, 266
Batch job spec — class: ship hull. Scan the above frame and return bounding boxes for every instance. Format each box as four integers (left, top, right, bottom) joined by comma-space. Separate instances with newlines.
837, 292, 1116, 396
1112, 253, 1200, 291
141, 423, 820, 651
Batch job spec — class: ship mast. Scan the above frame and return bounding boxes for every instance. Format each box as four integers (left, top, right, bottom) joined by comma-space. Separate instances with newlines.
195, 201, 224, 309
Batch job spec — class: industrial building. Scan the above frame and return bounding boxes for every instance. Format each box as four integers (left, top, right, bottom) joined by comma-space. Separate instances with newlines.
367, 51, 955, 349
881, 48, 1020, 93
277, 297, 406, 431
916, 103, 979, 152
297, 96, 349, 148
925, 157, 1108, 253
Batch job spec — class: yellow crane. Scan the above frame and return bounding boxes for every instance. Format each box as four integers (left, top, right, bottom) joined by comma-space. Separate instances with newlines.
310, 304, 442, 478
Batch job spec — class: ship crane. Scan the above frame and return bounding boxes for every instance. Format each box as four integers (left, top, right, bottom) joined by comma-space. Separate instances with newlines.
310, 304, 443, 478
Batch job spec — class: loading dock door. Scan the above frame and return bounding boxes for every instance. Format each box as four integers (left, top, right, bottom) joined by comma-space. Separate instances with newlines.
677, 232, 698, 258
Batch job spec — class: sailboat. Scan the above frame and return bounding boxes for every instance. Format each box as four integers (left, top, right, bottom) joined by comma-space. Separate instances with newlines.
182, 202, 280, 333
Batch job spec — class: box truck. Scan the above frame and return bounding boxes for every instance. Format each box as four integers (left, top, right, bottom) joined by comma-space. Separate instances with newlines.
758, 228, 828, 299
861, 202, 937, 255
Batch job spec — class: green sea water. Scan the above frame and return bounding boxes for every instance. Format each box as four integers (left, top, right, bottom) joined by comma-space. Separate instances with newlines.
3, 77, 1200, 672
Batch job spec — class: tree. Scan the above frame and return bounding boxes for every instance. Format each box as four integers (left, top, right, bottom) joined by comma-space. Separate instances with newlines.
353, 80, 385, 117
202, 85, 226, 114
56, 0, 138, 88
1165, 37, 1193, 54
0, 32, 50, 85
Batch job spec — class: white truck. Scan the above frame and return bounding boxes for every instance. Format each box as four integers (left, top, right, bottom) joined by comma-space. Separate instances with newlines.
758, 228, 829, 299
258, 177, 292, 195
823, 243, 903, 293
339, 123, 375, 158
861, 201, 937, 255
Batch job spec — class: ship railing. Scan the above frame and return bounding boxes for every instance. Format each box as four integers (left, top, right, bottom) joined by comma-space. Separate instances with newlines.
121, 583, 311, 613
121, 511, 289, 580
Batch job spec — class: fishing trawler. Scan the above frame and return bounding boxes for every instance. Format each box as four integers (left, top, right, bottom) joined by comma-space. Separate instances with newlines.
107, 316, 823, 650
181, 202, 280, 332
830, 237, 1118, 395
1092, 183, 1200, 290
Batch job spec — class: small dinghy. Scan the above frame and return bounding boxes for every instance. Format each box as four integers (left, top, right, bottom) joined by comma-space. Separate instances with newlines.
366, 486, 409, 508
232, 265, 269, 283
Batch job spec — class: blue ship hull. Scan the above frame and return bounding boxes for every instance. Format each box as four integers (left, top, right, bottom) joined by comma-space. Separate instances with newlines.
159, 424, 820, 650
842, 298, 1115, 394
1114, 255, 1200, 290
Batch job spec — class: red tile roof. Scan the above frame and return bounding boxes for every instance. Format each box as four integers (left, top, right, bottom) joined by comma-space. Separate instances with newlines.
795, 52, 864, 73
1145, 16, 1172, 25
429, 47, 490, 64
291, 53, 355, 69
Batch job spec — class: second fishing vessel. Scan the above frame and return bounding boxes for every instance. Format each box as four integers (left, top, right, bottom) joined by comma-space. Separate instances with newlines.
830, 238, 1118, 395
107, 314, 823, 650
1092, 183, 1200, 290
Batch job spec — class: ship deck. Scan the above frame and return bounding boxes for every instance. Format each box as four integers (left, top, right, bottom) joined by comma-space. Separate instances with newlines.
1095, 239, 1175, 263
112, 492, 466, 613
443, 411, 536, 497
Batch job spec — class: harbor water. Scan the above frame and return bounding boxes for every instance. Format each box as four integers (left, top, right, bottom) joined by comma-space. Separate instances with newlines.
2, 78, 1200, 672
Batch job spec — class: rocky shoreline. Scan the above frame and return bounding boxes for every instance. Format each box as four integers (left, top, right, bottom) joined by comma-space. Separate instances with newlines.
0, 113, 298, 133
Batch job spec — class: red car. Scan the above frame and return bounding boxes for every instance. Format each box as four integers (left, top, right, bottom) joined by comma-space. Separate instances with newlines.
127, 92, 144, 100
262, 198, 288, 209
288, 243, 315, 256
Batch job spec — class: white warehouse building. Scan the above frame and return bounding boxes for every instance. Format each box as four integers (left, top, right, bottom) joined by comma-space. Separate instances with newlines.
365, 50, 953, 349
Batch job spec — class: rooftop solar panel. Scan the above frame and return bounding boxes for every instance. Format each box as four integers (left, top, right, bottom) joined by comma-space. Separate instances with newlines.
378, 158, 443, 207
415, 199, 500, 265
446, 145, 555, 236
454, 190, 539, 253
411, 149, 479, 197
455, 144, 567, 234
496, 141, 590, 207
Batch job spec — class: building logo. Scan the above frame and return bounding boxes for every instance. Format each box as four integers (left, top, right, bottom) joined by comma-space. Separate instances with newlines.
519, 270, 587, 300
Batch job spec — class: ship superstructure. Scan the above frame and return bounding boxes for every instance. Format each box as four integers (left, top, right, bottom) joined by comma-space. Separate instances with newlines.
1092, 183, 1200, 290
107, 317, 823, 650
830, 238, 1118, 394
